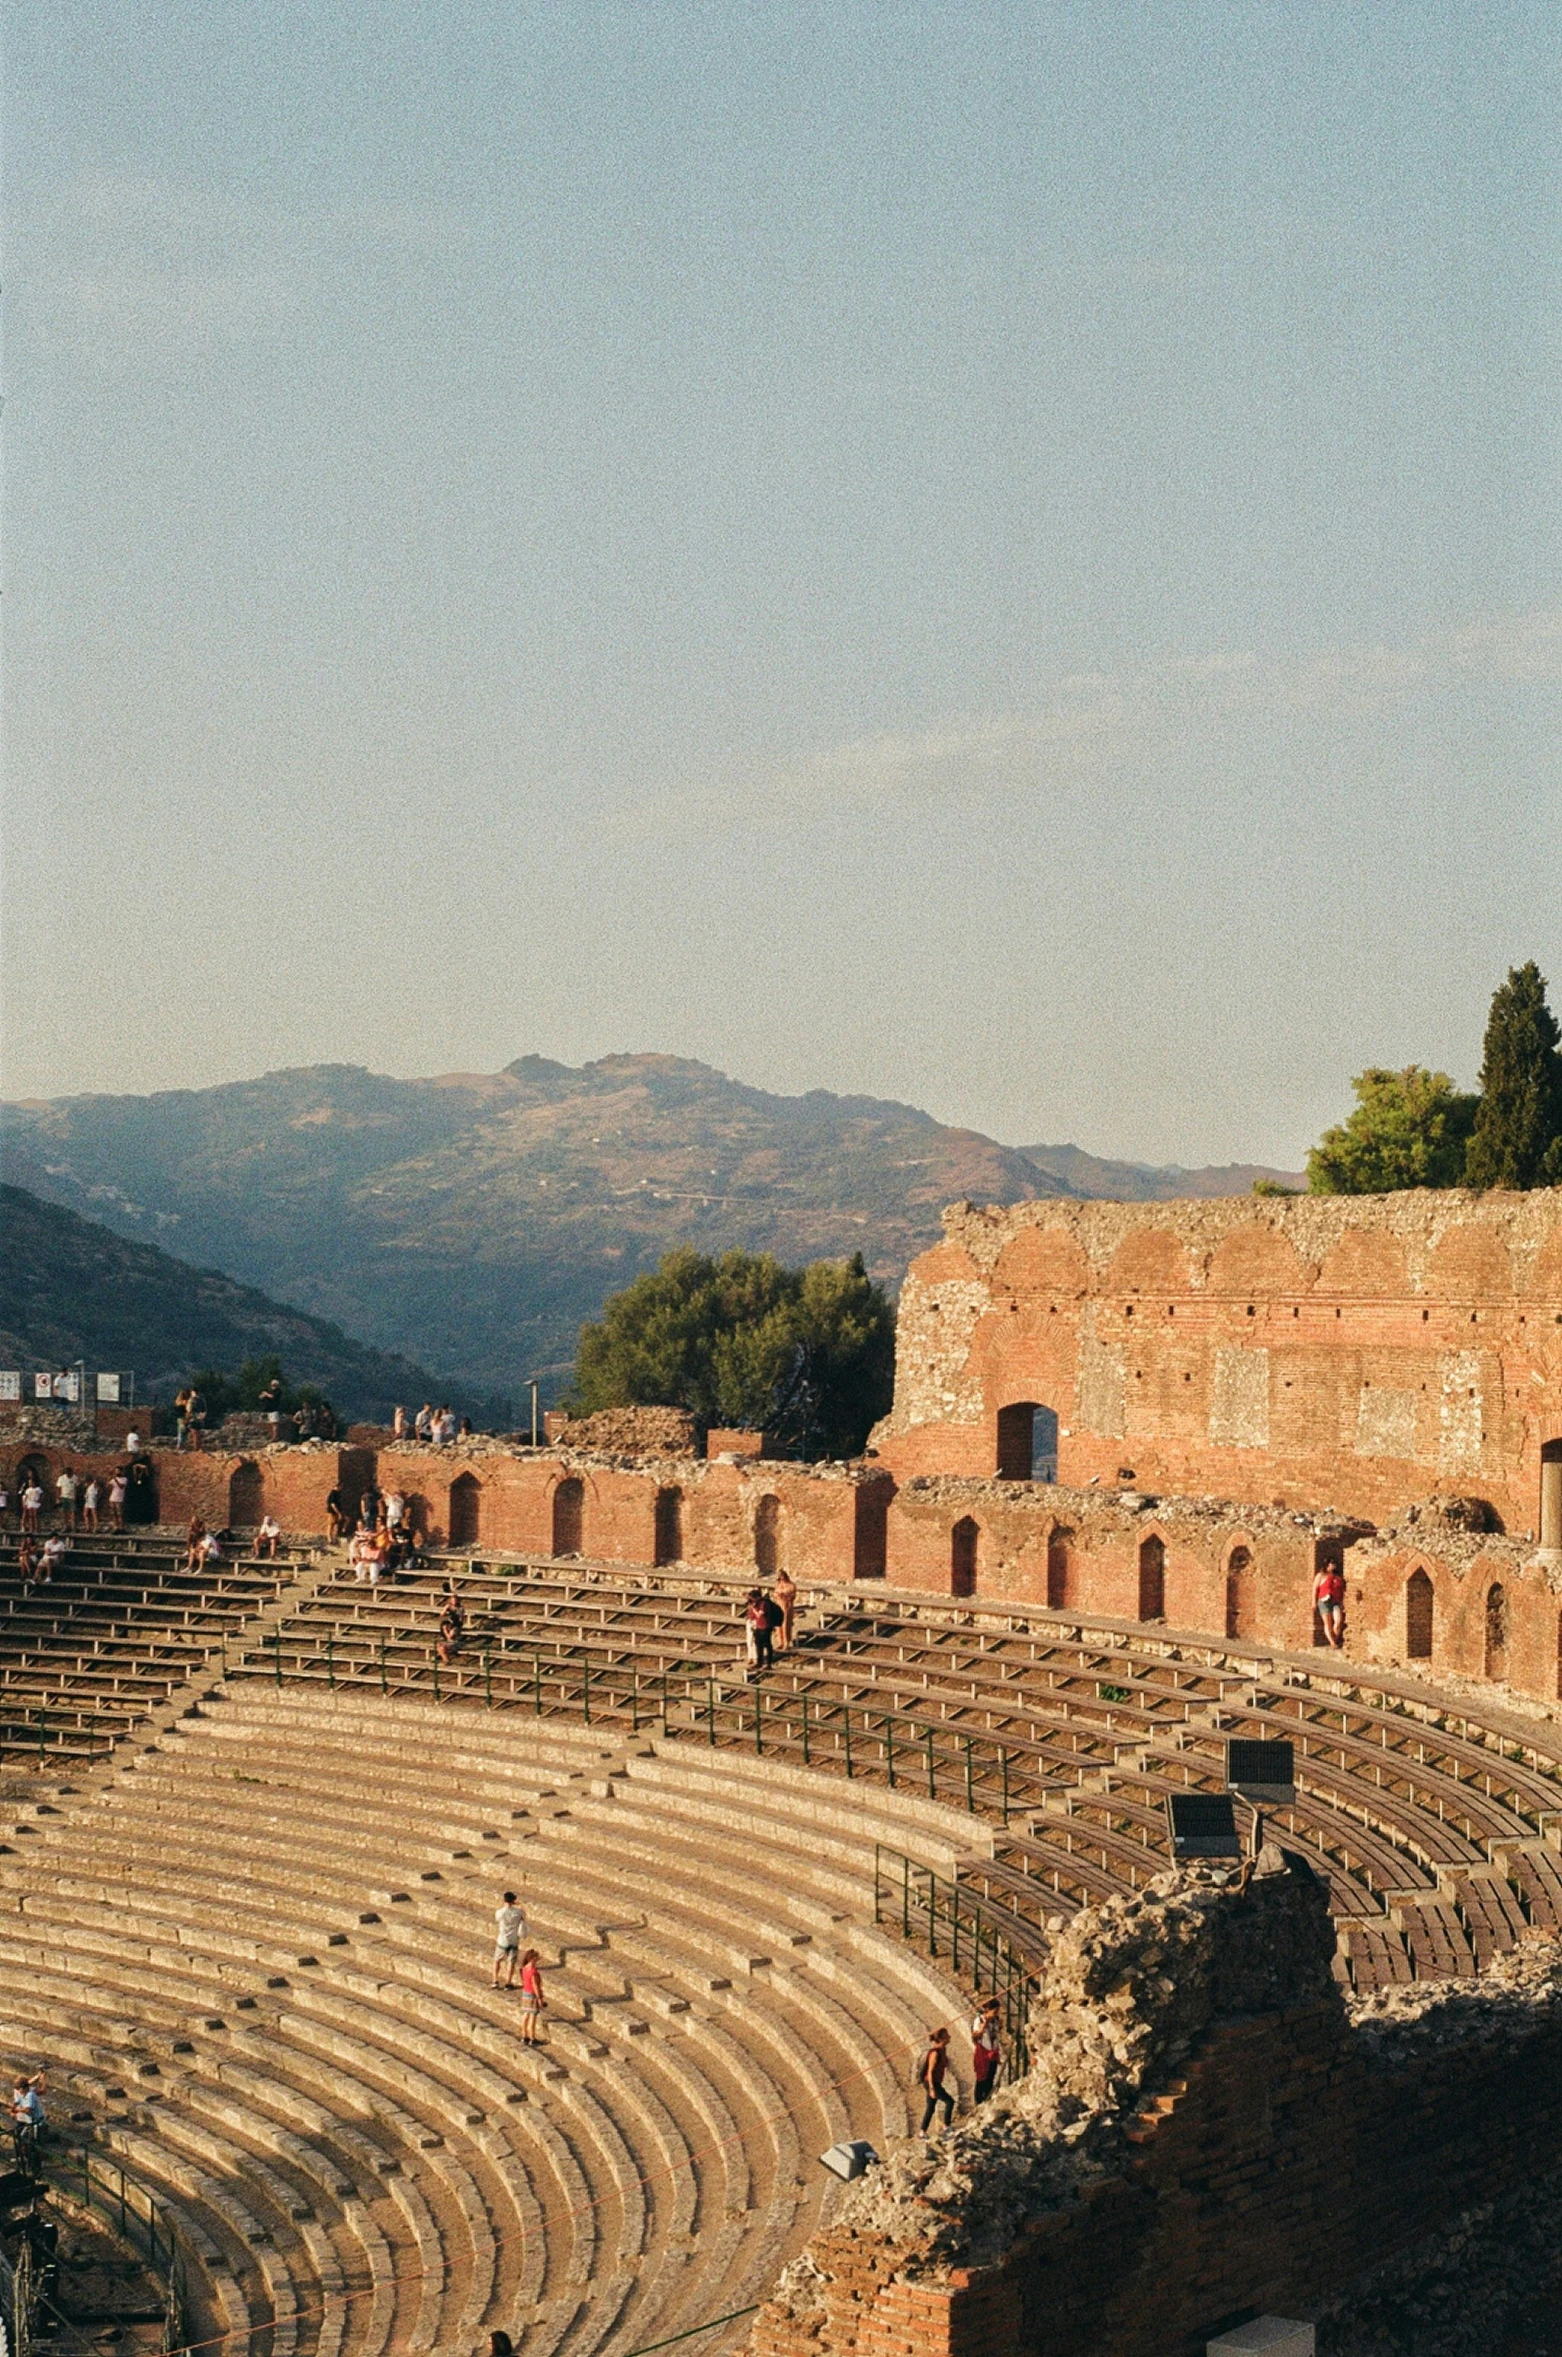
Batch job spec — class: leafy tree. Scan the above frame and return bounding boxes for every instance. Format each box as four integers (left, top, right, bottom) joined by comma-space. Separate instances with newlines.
1307, 1067, 1477, 1195
1463, 962, 1562, 1190
569, 1247, 895, 1459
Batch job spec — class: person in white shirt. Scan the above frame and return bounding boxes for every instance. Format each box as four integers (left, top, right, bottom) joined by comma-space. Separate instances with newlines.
414, 1404, 434, 1443
492, 1890, 527, 1987
199, 1531, 222, 1563
82, 1479, 101, 1532
21, 1483, 44, 1534
385, 1491, 404, 1531
55, 1469, 78, 1527
108, 1473, 127, 1531
255, 1514, 283, 1559
41, 1534, 67, 1580
125, 1429, 142, 1456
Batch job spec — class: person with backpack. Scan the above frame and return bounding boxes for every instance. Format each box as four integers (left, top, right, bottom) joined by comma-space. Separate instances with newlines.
745, 1587, 780, 1674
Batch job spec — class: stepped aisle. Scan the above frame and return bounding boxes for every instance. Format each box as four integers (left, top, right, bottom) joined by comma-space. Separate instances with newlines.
0, 1684, 972, 2357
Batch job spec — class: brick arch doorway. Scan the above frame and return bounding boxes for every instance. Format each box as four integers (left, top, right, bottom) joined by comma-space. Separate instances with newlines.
1224, 1545, 1256, 1641
552, 1477, 584, 1559
449, 1472, 481, 1549
653, 1486, 683, 1568
996, 1402, 1059, 1482
1137, 1534, 1165, 1622
229, 1461, 264, 1528
753, 1494, 781, 1579
951, 1516, 979, 1599
1406, 1567, 1434, 1661
1046, 1526, 1074, 1610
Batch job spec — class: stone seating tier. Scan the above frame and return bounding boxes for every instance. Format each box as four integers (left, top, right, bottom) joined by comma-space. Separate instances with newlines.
0, 1687, 970, 2357
238, 1557, 1562, 1994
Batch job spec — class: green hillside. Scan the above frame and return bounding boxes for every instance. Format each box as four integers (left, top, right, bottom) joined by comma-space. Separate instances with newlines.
2, 1054, 1065, 1393
0, 1184, 448, 1420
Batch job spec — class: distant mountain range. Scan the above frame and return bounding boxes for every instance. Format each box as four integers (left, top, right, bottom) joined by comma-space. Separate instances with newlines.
1021, 1143, 1305, 1201
0, 1053, 1305, 1397
0, 1184, 445, 1419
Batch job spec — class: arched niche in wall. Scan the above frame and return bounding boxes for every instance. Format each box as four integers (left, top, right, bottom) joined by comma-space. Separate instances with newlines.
1405, 1566, 1434, 1661
552, 1476, 585, 1558
951, 1516, 979, 1599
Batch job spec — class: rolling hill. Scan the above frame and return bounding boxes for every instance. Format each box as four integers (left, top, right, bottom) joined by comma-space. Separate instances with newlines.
0, 1184, 448, 1420
1021, 1143, 1306, 1200
1, 1054, 1064, 1394
2, 1051, 1304, 1397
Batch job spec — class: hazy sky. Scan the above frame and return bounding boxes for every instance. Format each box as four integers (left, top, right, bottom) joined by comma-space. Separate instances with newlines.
4, 3, 1558, 1165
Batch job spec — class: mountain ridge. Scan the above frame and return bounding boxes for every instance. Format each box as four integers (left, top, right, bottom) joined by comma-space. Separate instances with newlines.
0, 1183, 450, 1419
2, 1051, 1299, 1395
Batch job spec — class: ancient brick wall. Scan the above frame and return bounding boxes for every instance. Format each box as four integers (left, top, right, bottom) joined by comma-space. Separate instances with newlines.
751, 1865, 1562, 2357
874, 1190, 1562, 1537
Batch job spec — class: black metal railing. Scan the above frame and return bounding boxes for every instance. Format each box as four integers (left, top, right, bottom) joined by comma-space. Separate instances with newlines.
65, 2146, 187, 2353
873, 1845, 1043, 2074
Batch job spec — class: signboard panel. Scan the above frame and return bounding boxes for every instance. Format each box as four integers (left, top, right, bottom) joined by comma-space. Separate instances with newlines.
96, 1372, 121, 1404
0, 1373, 19, 1403
1226, 1738, 1295, 1803
1166, 1792, 1242, 1858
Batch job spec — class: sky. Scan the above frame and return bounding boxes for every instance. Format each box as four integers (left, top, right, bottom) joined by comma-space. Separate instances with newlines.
3, 2, 1559, 1166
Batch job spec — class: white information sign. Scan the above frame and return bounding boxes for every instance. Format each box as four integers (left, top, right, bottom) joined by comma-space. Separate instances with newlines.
0, 1372, 19, 1402
96, 1371, 122, 1404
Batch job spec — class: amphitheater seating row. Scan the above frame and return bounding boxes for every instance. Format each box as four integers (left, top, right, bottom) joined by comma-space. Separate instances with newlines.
0, 1537, 321, 1767
230, 1557, 1562, 1993
0, 1686, 972, 2357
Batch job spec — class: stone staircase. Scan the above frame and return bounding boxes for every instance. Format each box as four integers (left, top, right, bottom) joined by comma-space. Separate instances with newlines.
0, 1683, 973, 2357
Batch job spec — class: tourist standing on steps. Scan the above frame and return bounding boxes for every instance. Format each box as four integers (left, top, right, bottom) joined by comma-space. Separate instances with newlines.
393, 1404, 408, 1439
773, 1566, 797, 1651
918, 2026, 954, 2134
11, 2073, 45, 2174
415, 1402, 434, 1443
21, 1479, 43, 1535
108, 1471, 127, 1532
437, 1589, 466, 1664
82, 1477, 101, 1533
493, 1890, 526, 1987
517, 1950, 546, 2043
55, 1466, 78, 1528
971, 1998, 1002, 2103
1313, 1559, 1346, 1651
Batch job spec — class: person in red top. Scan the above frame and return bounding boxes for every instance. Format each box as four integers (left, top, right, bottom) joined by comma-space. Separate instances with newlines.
971, 1998, 1002, 2103
1314, 1560, 1346, 1650
517, 1950, 546, 2045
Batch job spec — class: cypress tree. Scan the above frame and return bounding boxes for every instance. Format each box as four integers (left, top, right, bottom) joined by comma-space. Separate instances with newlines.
1464, 962, 1562, 1189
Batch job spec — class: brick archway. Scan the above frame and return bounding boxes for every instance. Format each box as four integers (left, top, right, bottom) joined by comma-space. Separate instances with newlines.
552, 1477, 584, 1558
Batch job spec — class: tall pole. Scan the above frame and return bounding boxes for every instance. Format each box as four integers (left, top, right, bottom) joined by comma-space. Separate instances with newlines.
529, 1382, 539, 1448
